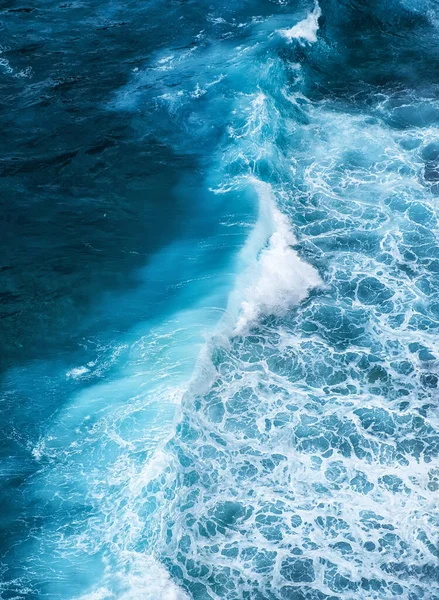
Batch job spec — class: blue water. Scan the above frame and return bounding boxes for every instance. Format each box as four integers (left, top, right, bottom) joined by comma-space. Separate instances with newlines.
1, 1, 439, 598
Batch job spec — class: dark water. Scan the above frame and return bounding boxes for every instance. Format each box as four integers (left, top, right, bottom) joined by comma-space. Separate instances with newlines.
1, 1, 439, 598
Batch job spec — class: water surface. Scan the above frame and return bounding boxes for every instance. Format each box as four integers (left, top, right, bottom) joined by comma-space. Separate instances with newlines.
1, 1, 439, 599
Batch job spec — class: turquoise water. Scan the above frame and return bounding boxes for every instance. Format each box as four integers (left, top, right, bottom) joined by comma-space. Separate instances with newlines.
1, 1, 439, 598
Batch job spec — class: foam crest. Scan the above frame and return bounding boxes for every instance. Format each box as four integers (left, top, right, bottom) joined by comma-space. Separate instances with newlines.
234, 180, 322, 334
278, 2, 322, 44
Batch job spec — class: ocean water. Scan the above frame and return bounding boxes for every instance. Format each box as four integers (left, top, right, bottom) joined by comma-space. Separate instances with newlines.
1, 0, 439, 598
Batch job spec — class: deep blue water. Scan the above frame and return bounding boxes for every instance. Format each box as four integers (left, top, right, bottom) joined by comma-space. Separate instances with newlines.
1, 1, 439, 598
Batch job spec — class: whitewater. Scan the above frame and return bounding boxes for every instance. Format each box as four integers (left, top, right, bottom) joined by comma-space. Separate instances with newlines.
1, 1, 439, 599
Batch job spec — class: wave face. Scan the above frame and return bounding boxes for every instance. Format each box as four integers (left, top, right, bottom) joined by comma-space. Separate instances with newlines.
2, 1, 439, 599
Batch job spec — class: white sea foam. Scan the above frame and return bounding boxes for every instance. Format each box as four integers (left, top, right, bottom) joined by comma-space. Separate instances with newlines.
76, 555, 190, 600
278, 2, 322, 44
117, 556, 191, 600
0, 47, 32, 78
66, 366, 90, 379
232, 179, 322, 334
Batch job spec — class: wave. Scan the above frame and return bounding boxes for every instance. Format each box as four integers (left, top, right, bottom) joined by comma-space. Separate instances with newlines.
8, 1, 439, 598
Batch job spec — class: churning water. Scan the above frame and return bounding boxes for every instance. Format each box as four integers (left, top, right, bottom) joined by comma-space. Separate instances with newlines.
1, 1, 439, 599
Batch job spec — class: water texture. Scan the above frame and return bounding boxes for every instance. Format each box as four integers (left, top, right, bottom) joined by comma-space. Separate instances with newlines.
0, 1, 438, 599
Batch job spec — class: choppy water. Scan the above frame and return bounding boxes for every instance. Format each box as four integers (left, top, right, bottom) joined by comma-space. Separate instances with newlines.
1, 1, 439, 599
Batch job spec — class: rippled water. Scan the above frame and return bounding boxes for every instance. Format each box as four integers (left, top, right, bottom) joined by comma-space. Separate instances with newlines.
1, 1, 439, 599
